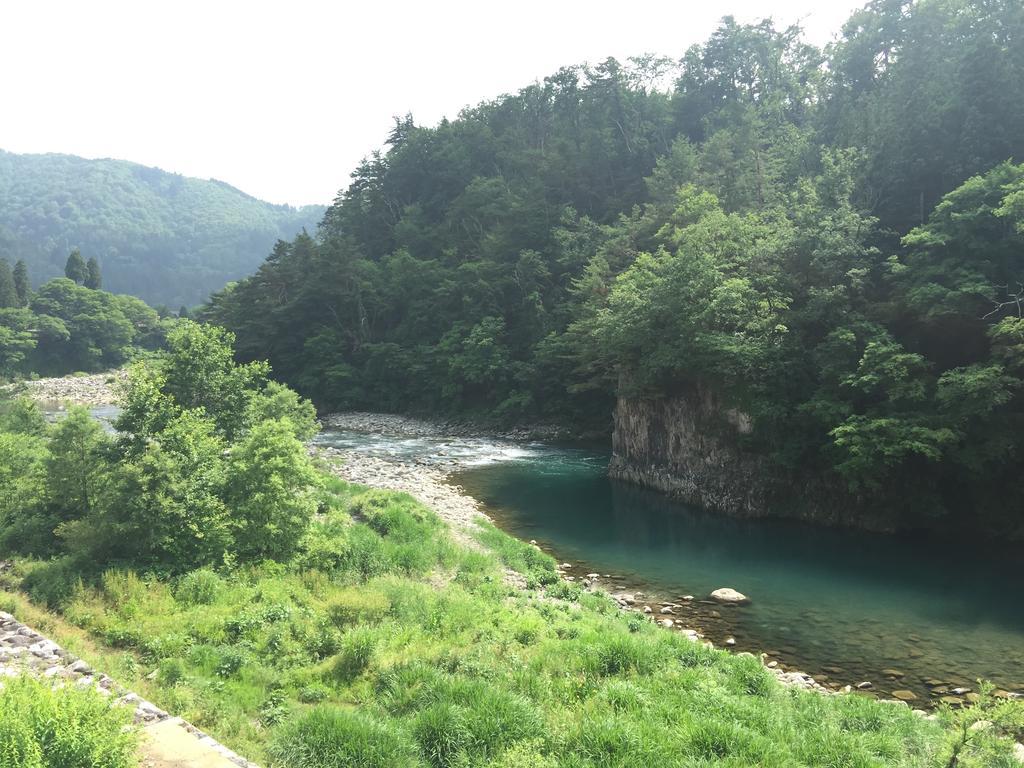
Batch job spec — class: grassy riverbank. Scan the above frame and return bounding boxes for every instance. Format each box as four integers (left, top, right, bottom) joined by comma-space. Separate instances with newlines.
3, 472, 1023, 767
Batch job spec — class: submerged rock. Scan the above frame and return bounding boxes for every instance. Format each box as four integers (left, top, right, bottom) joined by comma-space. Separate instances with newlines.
891, 690, 917, 701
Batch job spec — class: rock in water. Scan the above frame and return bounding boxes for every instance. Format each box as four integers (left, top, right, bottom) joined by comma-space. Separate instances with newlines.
710, 588, 750, 604
891, 690, 917, 701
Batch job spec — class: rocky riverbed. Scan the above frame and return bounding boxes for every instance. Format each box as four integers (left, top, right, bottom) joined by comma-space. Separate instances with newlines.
13, 369, 125, 406
322, 411, 576, 442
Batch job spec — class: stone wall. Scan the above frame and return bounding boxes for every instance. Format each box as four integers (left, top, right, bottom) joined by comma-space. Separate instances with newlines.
608, 382, 890, 531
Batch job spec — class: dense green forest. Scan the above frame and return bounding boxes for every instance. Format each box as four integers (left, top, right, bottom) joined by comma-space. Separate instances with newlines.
0, 151, 323, 307
204, 0, 1024, 538
0, 256, 171, 377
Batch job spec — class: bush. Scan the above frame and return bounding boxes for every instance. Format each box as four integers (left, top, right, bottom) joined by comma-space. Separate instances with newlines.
298, 683, 332, 704
175, 568, 226, 605
339, 526, 390, 581
414, 702, 471, 768
0, 674, 137, 768
593, 635, 661, 676
327, 587, 391, 627
268, 706, 422, 768
330, 628, 377, 682
159, 657, 188, 685
20, 557, 85, 608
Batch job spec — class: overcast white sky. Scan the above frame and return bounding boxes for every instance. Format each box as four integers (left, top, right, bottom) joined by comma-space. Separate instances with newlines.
1, 1, 864, 207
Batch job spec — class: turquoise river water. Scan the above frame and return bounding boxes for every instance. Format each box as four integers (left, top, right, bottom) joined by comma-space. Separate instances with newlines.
313, 426, 1024, 704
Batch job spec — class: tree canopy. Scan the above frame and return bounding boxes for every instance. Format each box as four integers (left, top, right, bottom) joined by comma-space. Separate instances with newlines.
202, 0, 1024, 537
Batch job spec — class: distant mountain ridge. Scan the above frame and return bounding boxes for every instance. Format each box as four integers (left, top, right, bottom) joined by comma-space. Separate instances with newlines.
0, 150, 325, 306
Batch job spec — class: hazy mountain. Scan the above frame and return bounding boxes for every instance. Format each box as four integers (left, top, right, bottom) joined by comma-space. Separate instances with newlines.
0, 150, 325, 307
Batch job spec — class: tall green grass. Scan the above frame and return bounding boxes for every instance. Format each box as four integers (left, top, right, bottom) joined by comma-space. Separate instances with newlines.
0, 674, 137, 768
4, 476, 1022, 767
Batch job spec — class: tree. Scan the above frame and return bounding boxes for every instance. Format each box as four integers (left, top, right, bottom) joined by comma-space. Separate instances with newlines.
116, 321, 269, 441
225, 418, 319, 562
85, 257, 102, 289
64, 250, 87, 284
12, 260, 29, 306
0, 259, 16, 308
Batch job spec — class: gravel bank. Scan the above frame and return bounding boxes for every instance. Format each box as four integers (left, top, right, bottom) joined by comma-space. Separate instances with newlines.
322, 411, 576, 442
16, 370, 125, 406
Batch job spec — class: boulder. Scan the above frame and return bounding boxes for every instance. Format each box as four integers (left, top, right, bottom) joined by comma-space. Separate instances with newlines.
710, 588, 749, 604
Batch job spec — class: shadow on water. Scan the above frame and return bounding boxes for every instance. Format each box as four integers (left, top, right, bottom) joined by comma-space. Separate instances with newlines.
456, 454, 1024, 697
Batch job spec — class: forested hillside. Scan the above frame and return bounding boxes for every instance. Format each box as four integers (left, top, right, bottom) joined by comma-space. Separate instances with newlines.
203, 0, 1024, 537
0, 151, 323, 307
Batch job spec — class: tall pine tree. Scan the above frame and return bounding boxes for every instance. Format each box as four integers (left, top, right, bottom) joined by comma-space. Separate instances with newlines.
65, 249, 87, 284
0, 258, 17, 308
12, 260, 29, 306
85, 257, 102, 289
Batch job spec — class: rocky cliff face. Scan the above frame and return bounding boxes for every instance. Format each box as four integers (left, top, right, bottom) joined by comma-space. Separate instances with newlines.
609, 383, 890, 531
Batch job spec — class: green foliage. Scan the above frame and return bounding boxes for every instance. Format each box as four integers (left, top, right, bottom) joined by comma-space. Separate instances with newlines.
225, 418, 320, 562
0, 275, 164, 375
4, 477, 1018, 767
0, 321, 320, 574
269, 707, 422, 768
12, 260, 29, 307
64, 249, 87, 284
0, 149, 323, 306
0, 674, 137, 768
197, 2, 1024, 536
84, 257, 102, 290
0, 259, 17, 309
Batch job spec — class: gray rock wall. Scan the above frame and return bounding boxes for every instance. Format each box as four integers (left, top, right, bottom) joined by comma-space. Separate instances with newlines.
609, 382, 889, 531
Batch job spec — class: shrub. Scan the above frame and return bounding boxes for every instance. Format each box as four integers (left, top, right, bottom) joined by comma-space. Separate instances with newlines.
414, 702, 471, 768
340, 525, 390, 581
330, 628, 377, 682
215, 646, 247, 678
20, 557, 85, 608
268, 706, 422, 768
327, 587, 391, 627
298, 683, 332, 704
175, 568, 226, 605
592, 635, 662, 676
159, 657, 188, 686
0, 674, 137, 768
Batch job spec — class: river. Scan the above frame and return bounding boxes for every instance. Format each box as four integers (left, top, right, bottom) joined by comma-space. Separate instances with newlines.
316, 424, 1024, 706
50, 403, 1024, 705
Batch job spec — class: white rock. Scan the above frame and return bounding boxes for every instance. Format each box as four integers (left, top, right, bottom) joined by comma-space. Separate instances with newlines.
710, 588, 749, 604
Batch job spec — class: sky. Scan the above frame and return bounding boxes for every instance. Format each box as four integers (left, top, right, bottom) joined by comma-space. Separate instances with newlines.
0, 1, 865, 207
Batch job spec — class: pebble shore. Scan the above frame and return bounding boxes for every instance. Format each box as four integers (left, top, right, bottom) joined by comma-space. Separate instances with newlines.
15, 369, 125, 406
